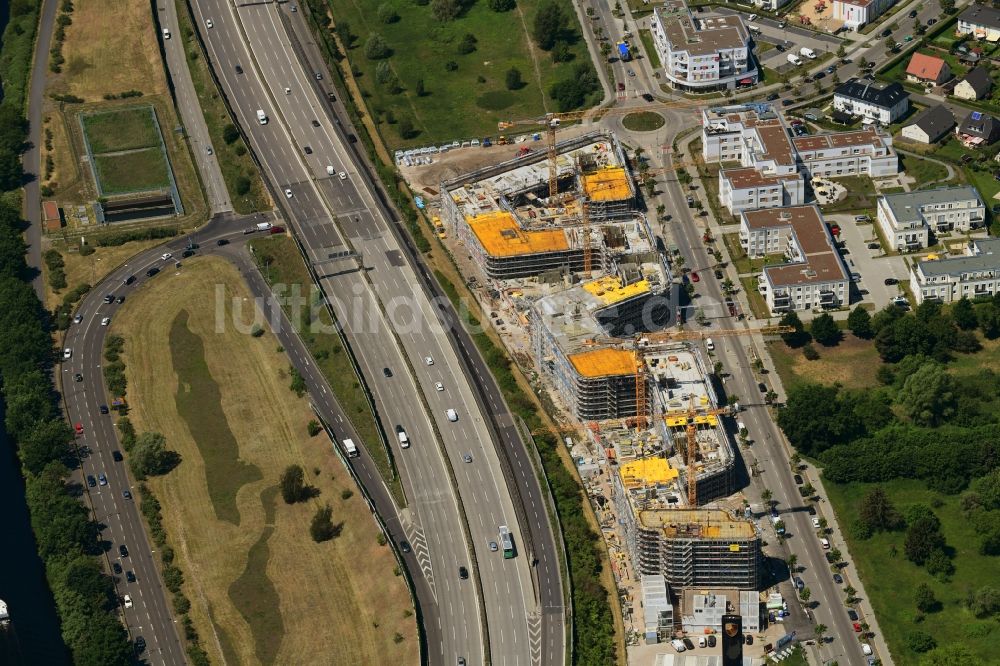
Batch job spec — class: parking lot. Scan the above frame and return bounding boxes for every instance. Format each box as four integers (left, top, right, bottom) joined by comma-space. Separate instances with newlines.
828, 213, 911, 310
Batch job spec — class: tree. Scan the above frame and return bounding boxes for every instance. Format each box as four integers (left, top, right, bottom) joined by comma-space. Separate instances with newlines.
364, 33, 391, 59
777, 383, 858, 456
787, 554, 798, 573
310, 503, 340, 542
600, 41, 612, 60
920, 644, 986, 666
836, 43, 846, 58
884, 36, 896, 51
909, 630, 937, 653
376, 2, 398, 23
977, 302, 1000, 339
457, 32, 477, 54
810, 313, 841, 346
940, 0, 955, 13
813, 624, 827, 643
415, 78, 426, 96
431, 0, 461, 21
398, 117, 417, 139
335, 21, 353, 46
905, 514, 946, 565
762, 489, 773, 506
915, 582, 939, 613
966, 586, 1000, 618
375, 61, 400, 92
800, 586, 811, 602
307, 420, 322, 437
130, 432, 179, 479
858, 486, 903, 533
898, 362, 956, 426
487, 0, 515, 11
847, 305, 873, 339
222, 123, 240, 144
505, 67, 523, 90
533, 1, 566, 50
280, 464, 307, 504
779, 311, 809, 347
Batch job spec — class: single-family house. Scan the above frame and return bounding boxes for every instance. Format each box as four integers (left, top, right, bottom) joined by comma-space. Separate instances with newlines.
901, 105, 956, 144
957, 110, 1000, 146
954, 66, 993, 101
905, 53, 951, 86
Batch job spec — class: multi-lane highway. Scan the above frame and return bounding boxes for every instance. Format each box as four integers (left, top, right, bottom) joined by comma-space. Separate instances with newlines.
187, 1, 564, 664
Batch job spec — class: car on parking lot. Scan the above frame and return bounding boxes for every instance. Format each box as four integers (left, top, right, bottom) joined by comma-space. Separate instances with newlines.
794, 576, 804, 590
304, 146, 313, 155
113, 450, 123, 461
119, 544, 129, 558
782, 99, 794, 106
714, 269, 723, 279
814, 72, 826, 80
927, 17, 937, 24
458, 566, 469, 580
758, 382, 767, 393
767, 93, 780, 101
794, 474, 803, 484
101, 317, 111, 326
867, 242, 880, 249
616, 82, 625, 91
126, 570, 136, 583
116, 296, 125, 304
682, 638, 695, 650
807, 504, 817, 515
103, 294, 114, 304
825, 65, 836, 74
834, 573, 844, 584
113, 562, 123, 575
848, 609, 859, 621
775, 44, 785, 52
880, 28, 892, 37
813, 517, 821, 528
707, 635, 716, 648
642, 93, 654, 102
745, 635, 753, 645
851, 272, 862, 282
853, 622, 863, 632
909, 9, 917, 17
884, 277, 898, 285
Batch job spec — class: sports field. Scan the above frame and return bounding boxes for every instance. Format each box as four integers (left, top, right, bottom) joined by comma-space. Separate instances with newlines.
115, 256, 416, 665
82, 106, 173, 195
93, 149, 171, 194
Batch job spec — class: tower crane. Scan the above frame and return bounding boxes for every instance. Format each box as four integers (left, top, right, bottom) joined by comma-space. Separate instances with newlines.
674, 394, 732, 506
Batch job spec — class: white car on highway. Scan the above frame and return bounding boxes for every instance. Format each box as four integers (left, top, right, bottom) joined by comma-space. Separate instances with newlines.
284, 188, 293, 199
161, 252, 172, 261
63, 348, 72, 359
206, 18, 213, 28
435, 382, 444, 391
73, 314, 82, 324
339, 172, 347, 180
101, 317, 111, 326
123, 594, 133, 609
424, 356, 434, 366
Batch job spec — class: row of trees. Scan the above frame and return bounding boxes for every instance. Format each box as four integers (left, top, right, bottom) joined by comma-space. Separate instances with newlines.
0, 195, 132, 662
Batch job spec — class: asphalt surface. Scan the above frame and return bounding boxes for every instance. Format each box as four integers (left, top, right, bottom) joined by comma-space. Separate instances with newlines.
186, 1, 564, 664
158, 0, 232, 214
21, 0, 60, 301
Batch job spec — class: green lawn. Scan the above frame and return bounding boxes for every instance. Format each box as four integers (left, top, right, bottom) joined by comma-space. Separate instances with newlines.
638, 28, 660, 70
249, 236, 405, 506
622, 111, 665, 131
93, 148, 171, 194
82, 106, 160, 153
899, 152, 952, 187
332, 0, 592, 147
820, 175, 878, 214
825, 479, 1000, 665
170, 310, 264, 524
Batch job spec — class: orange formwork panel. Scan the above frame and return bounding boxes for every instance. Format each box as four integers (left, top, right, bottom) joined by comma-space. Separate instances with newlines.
466, 211, 569, 257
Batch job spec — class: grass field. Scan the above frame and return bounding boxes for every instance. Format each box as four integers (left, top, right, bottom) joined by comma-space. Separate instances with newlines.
330, 0, 591, 147
621, 112, 665, 131
826, 479, 1000, 665
249, 236, 405, 505
42, 239, 164, 310
50, 0, 168, 102
82, 107, 160, 153
767, 334, 883, 392
115, 256, 416, 665
93, 149, 171, 194
898, 152, 952, 187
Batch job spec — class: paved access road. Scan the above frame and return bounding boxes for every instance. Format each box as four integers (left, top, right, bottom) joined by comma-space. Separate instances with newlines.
187, 1, 565, 664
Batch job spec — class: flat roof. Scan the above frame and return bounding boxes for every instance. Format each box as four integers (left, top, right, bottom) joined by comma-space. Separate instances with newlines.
638, 508, 757, 539
582, 167, 631, 201
881, 185, 982, 225
721, 166, 801, 190
918, 237, 1000, 277
581, 275, 651, 305
792, 126, 888, 152
568, 348, 638, 378
743, 206, 849, 287
754, 122, 796, 166
467, 211, 570, 257
657, 1, 749, 56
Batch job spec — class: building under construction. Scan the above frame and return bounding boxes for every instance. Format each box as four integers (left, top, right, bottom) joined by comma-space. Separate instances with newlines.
441, 132, 639, 280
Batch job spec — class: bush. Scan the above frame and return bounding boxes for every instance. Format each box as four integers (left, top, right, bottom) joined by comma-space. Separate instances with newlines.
95, 226, 178, 247
307, 420, 322, 436
377, 3, 398, 23
341, 488, 354, 500
79, 243, 94, 256
487, 0, 515, 10
310, 504, 339, 542
457, 33, 477, 55
280, 464, 310, 503
222, 123, 240, 144
365, 33, 391, 59
506, 67, 523, 90
802, 343, 820, 360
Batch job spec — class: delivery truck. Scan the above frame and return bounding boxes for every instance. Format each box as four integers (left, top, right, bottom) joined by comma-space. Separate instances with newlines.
800, 47, 816, 59
342, 438, 358, 458
787, 53, 802, 66
256, 109, 268, 125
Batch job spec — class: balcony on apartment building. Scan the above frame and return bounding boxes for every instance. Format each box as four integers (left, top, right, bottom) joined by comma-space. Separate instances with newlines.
819, 290, 837, 307
771, 292, 793, 311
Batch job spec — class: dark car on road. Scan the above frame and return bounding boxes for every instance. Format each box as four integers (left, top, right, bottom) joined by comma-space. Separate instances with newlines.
119, 544, 129, 558
767, 93, 780, 101
782, 99, 794, 106
87, 475, 97, 487
134, 636, 146, 654
848, 609, 859, 621
400, 540, 411, 553
99, 404, 109, 414
113, 450, 123, 462
884, 277, 899, 285
909, 9, 918, 17
113, 562, 123, 575
146, 267, 160, 277
74, 373, 83, 382
458, 566, 469, 580
383, 367, 393, 377
794, 474, 803, 485
758, 382, 767, 393
216, 238, 229, 246
126, 570, 137, 583
834, 573, 844, 584
881, 28, 892, 37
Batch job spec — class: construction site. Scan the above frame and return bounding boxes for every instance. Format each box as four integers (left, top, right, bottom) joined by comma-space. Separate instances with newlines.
431, 129, 787, 655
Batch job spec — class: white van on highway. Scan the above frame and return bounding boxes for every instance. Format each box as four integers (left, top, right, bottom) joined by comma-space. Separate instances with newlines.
446, 409, 458, 422
396, 426, 409, 448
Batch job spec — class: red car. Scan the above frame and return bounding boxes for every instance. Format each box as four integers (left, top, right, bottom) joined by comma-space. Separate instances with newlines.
853, 623, 863, 633
690, 271, 700, 282
74, 422, 84, 435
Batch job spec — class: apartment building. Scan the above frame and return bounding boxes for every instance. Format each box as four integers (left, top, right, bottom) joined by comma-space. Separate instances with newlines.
718, 168, 804, 213
957, 4, 1000, 41
740, 206, 849, 313
911, 238, 1000, 304
650, 0, 757, 92
833, 79, 910, 124
832, 0, 896, 30
877, 186, 986, 251
792, 127, 898, 179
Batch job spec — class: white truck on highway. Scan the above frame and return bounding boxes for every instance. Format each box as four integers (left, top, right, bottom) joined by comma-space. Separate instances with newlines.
800, 47, 816, 59
787, 53, 802, 66
342, 438, 358, 458
256, 109, 268, 125
256, 221, 272, 232
396, 426, 409, 448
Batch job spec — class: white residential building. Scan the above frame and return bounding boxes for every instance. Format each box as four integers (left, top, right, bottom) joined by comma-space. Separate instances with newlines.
833, 79, 910, 125
702, 105, 897, 214
957, 4, 1000, 41
741, 206, 849, 313
832, 0, 897, 30
651, 0, 757, 92
792, 127, 898, 179
876, 186, 986, 251
910, 238, 1000, 304
681, 589, 763, 635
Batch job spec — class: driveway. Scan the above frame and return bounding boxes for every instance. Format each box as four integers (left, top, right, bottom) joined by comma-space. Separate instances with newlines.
829, 213, 910, 309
